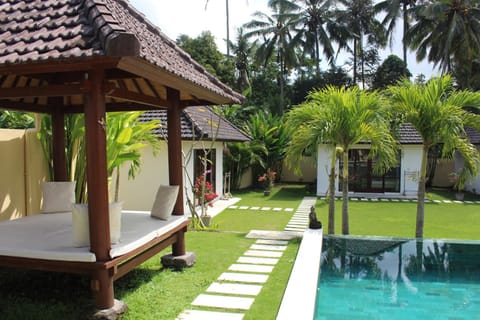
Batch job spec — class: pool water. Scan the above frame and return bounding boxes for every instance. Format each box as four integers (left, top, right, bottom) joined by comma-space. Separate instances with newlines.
315, 236, 480, 320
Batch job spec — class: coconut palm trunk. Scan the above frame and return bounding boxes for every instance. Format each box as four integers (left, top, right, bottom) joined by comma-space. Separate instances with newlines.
416, 144, 428, 237
342, 151, 349, 235
328, 145, 337, 234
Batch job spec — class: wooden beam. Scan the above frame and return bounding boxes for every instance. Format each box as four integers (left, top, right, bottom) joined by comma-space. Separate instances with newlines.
105, 102, 166, 112
0, 57, 120, 76
84, 69, 115, 309
84, 69, 111, 260
181, 99, 213, 107
167, 87, 186, 257
0, 100, 50, 113
106, 88, 172, 108
117, 57, 240, 105
0, 83, 88, 99
51, 104, 67, 181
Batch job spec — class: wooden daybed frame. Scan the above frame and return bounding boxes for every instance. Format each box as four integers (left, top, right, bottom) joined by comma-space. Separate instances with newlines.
0, 211, 189, 281
0, 0, 243, 313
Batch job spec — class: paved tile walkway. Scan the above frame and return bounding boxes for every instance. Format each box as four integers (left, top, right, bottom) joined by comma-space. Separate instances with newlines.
320, 196, 479, 205
176, 197, 315, 320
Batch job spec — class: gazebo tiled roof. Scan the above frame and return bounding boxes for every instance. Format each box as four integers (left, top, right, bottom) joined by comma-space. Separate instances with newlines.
0, 0, 243, 109
140, 106, 251, 142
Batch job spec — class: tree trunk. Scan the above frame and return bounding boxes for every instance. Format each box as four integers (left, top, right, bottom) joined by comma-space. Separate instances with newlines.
402, 1, 408, 68
360, 33, 365, 89
328, 146, 336, 234
342, 150, 349, 235
353, 39, 357, 85
315, 29, 320, 77
279, 52, 285, 114
416, 145, 429, 238
226, 0, 230, 57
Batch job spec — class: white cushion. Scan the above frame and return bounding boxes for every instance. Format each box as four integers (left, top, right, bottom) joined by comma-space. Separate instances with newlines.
71, 202, 123, 247
41, 181, 76, 213
151, 185, 179, 220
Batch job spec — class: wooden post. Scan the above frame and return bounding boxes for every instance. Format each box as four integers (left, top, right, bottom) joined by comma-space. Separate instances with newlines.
167, 87, 186, 256
84, 69, 114, 309
51, 103, 67, 181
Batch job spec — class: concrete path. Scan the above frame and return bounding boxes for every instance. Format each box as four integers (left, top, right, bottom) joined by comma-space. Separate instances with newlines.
177, 197, 316, 320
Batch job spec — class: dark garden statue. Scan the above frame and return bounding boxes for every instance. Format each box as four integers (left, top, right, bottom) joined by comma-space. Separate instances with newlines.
309, 206, 322, 229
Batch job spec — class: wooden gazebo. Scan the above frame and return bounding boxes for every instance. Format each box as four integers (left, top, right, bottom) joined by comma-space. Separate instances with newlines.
0, 0, 242, 313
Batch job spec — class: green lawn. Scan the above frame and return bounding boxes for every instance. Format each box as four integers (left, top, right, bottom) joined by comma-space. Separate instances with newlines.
213, 184, 310, 232
2, 184, 480, 319
315, 198, 480, 240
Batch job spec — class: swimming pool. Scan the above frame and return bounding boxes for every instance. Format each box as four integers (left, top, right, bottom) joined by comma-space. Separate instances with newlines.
315, 236, 480, 320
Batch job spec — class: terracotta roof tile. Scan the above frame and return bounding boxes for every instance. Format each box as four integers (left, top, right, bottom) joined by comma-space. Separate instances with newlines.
0, 0, 243, 104
397, 123, 422, 144
140, 106, 250, 143
466, 127, 480, 144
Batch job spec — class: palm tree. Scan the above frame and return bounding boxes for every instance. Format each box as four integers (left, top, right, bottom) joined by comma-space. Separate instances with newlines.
387, 75, 480, 238
375, 0, 418, 67
227, 27, 256, 93
334, 0, 387, 88
244, 0, 299, 113
286, 86, 398, 235
407, 0, 480, 89
205, 0, 250, 57
271, 0, 338, 76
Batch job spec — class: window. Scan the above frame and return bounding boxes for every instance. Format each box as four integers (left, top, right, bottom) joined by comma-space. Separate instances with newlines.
339, 149, 400, 193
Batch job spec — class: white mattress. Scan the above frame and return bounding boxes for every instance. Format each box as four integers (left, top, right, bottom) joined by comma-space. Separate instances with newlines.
0, 211, 187, 263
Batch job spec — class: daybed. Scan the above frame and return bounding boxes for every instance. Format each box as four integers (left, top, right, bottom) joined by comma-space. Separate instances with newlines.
0, 210, 189, 282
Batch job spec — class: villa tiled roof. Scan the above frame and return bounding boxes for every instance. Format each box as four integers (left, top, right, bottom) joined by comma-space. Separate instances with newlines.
0, 0, 243, 104
140, 106, 251, 142
397, 123, 422, 144
465, 127, 480, 144
398, 124, 480, 145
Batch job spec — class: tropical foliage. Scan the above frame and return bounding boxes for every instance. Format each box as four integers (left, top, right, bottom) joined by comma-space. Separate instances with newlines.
37, 112, 160, 203
0, 110, 35, 129
407, 0, 480, 89
286, 86, 398, 235
387, 75, 480, 237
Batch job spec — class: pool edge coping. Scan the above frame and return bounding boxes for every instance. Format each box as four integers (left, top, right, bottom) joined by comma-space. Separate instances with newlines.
276, 228, 323, 320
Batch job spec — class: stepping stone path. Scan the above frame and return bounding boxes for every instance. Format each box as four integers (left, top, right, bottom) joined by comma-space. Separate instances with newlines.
176, 198, 316, 320
284, 197, 317, 232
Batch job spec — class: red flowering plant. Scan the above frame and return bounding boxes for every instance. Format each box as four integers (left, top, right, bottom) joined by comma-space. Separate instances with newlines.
258, 168, 276, 190
193, 175, 218, 208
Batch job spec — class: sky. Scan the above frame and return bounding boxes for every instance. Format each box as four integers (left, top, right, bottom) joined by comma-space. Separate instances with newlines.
130, 0, 438, 78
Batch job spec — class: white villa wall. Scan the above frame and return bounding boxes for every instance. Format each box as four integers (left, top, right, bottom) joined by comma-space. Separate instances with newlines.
118, 141, 224, 213
400, 145, 422, 196
316, 145, 333, 197
281, 156, 317, 183
316, 144, 422, 197
457, 146, 480, 194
